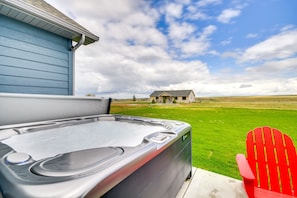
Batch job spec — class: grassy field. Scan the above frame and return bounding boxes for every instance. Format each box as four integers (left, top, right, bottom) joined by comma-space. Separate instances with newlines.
110, 95, 297, 179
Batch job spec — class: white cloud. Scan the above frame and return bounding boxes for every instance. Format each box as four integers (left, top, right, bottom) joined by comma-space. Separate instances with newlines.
239, 29, 297, 63
202, 25, 217, 36
246, 33, 258, 39
44, 0, 297, 98
73, 26, 210, 97
180, 40, 210, 56
168, 22, 195, 40
221, 37, 232, 46
179, 25, 217, 57
45, 0, 217, 97
165, 3, 183, 20
197, 0, 222, 7
193, 75, 297, 97
217, 8, 241, 23
187, 11, 210, 20
73, 0, 141, 20
183, 0, 222, 21
185, 5, 210, 20
280, 24, 295, 32
75, 72, 108, 95
245, 57, 297, 74
221, 50, 240, 58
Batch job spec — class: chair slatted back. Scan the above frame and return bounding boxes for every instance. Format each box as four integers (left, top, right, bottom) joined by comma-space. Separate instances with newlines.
246, 126, 297, 195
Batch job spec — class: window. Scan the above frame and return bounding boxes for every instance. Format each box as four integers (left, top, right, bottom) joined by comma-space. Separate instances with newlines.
182, 97, 187, 100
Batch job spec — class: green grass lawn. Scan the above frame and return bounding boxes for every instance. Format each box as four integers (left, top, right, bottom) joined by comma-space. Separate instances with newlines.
110, 96, 297, 179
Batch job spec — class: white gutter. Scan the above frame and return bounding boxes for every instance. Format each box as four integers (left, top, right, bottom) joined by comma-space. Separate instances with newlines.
70, 34, 85, 95
71, 34, 85, 51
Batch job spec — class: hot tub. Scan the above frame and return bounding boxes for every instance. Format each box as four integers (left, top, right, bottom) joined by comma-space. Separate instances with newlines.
0, 94, 192, 198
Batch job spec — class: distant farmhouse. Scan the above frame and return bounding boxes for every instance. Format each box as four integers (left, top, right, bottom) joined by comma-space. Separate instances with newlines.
0, 0, 98, 95
150, 90, 195, 103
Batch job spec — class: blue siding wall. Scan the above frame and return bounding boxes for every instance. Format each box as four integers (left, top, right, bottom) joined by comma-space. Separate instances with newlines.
0, 15, 73, 95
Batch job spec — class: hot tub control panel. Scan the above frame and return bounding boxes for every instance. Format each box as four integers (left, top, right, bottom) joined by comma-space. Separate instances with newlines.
151, 133, 170, 143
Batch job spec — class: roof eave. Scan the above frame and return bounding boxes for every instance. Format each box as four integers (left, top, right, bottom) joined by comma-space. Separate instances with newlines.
0, 0, 99, 45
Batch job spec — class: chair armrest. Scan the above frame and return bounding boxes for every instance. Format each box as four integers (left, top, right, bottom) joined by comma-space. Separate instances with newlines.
236, 154, 255, 198
236, 154, 255, 180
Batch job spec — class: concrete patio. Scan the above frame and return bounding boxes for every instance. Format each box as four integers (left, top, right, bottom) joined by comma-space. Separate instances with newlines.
0, 167, 248, 198
177, 167, 248, 198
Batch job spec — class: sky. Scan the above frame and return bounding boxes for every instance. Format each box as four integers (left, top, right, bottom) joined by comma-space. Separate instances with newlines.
45, 0, 297, 99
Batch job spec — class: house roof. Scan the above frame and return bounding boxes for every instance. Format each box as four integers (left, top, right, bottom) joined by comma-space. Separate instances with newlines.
0, 0, 99, 45
150, 90, 195, 97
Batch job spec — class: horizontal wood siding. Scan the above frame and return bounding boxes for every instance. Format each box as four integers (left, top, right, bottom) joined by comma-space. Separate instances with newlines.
0, 15, 73, 95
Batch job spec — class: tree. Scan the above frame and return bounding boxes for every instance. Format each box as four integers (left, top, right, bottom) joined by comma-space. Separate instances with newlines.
133, 95, 136, 101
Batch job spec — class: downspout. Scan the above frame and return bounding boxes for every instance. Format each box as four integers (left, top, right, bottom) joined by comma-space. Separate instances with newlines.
70, 34, 85, 95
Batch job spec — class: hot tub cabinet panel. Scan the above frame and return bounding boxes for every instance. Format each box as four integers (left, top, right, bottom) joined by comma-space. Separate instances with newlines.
101, 131, 192, 198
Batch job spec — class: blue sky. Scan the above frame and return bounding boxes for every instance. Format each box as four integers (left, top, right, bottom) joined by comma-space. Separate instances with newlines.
46, 0, 297, 98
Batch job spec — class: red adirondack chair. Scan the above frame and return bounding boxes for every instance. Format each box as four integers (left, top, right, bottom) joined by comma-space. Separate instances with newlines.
236, 126, 297, 198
